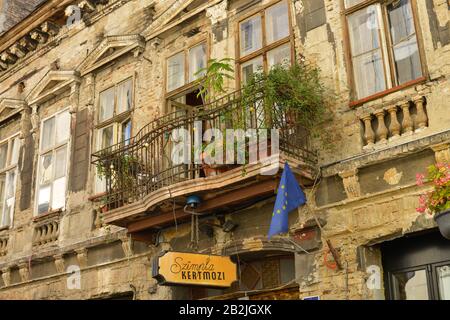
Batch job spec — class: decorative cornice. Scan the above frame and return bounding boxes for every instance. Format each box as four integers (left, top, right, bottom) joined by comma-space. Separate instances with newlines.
77, 34, 145, 76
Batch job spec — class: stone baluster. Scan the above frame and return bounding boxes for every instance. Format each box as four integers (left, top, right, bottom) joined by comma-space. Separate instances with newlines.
401, 102, 413, 135
387, 105, 401, 139
362, 115, 375, 146
414, 96, 428, 130
375, 111, 388, 143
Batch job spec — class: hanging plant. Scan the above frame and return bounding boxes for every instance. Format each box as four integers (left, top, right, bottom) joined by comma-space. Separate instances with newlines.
241, 61, 329, 132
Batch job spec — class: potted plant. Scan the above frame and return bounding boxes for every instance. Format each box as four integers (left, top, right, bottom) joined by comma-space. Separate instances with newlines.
240, 61, 333, 147
416, 163, 450, 239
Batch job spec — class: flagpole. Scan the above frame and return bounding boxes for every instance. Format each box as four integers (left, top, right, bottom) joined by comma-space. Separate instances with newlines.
307, 168, 343, 270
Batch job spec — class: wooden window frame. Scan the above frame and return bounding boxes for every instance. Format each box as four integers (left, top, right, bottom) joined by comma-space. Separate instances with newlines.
34, 108, 71, 216
342, 0, 429, 107
235, 0, 295, 86
94, 77, 135, 196
0, 134, 20, 229
164, 37, 210, 100
96, 77, 135, 127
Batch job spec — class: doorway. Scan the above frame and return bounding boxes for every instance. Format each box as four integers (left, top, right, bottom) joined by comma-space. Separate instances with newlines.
382, 230, 450, 300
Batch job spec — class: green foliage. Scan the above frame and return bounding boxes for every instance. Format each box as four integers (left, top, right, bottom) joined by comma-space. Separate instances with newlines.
416, 163, 450, 215
195, 58, 235, 102
241, 62, 329, 132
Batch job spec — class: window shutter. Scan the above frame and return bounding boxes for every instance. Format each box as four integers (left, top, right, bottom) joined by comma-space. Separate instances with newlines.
19, 135, 34, 210
69, 108, 90, 192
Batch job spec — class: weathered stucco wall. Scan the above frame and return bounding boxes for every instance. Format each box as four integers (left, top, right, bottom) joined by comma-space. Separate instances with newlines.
0, 0, 449, 300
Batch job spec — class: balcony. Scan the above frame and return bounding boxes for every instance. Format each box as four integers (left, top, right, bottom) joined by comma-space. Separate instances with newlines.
91, 85, 318, 237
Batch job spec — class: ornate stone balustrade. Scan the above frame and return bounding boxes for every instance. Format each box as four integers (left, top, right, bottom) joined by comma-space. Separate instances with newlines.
360, 96, 428, 148
32, 217, 60, 247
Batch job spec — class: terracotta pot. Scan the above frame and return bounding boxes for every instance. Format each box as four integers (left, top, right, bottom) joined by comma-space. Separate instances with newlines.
434, 209, 450, 240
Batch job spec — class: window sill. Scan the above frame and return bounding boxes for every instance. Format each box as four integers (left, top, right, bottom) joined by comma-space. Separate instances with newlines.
95, 109, 133, 129
33, 209, 62, 223
349, 77, 427, 108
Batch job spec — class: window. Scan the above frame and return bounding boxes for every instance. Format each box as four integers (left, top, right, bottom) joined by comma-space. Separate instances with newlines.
382, 231, 450, 300
0, 135, 19, 228
95, 78, 134, 194
191, 254, 296, 299
36, 110, 70, 215
345, 0, 423, 100
166, 42, 207, 93
238, 0, 292, 84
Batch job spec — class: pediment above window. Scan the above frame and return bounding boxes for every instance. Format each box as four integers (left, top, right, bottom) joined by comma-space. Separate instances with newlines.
143, 0, 222, 39
27, 70, 81, 106
0, 98, 27, 123
78, 35, 145, 76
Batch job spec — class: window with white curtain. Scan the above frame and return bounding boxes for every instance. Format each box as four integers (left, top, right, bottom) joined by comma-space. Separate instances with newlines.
36, 110, 70, 215
346, 0, 423, 100
95, 78, 134, 194
238, 0, 292, 82
167, 42, 207, 93
0, 135, 19, 228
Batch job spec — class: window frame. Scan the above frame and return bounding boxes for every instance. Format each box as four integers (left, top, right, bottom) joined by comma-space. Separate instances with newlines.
96, 77, 135, 126
236, 0, 295, 86
94, 77, 135, 195
165, 38, 210, 99
342, 0, 428, 107
0, 134, 20, 229
34, 108, 71, 216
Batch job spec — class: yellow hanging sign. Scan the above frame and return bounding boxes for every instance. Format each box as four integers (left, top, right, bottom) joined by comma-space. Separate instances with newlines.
153, 251, 238, 288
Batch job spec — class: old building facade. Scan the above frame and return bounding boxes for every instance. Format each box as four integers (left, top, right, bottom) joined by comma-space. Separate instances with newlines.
0, 0, 449, 300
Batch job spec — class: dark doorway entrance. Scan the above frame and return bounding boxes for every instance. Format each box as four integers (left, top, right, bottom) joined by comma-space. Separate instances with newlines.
382, 230, 450, 300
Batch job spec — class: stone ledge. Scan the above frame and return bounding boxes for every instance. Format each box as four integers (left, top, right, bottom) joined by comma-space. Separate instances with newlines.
321, 129, 450, 177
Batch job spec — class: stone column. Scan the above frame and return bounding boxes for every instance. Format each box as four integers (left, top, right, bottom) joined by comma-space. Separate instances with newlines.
374, 111, 388, 143
414, 96, 427, 130
401, 102, 413, 135
387, 105, 401, 139
362, 115, 375, 146
339, 169, 361, 199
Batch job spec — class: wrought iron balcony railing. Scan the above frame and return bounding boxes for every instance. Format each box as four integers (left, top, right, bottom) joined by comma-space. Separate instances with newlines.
91, 85, 317, 212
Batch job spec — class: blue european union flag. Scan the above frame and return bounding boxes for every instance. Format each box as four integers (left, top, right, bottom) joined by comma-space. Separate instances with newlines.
268, 162, 306, 239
